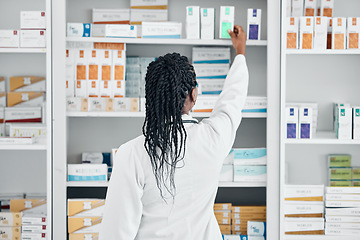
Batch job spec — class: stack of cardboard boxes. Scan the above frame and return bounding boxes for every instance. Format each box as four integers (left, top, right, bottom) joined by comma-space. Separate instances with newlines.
283, 185, 325, 235
68, 199, 105, 240
328, 154, 360, 187
214, 203, 232, 235
0, 212, 21, 240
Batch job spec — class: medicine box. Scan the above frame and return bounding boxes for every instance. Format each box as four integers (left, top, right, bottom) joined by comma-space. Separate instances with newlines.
4, 107, 42, 123
247, 221, 266, 236
200, 8, 215, 40
328, 154, 351, 168
142, 22, 182, 39
88, 98, 113, 112
300, 17, 314, 49
20, 11, 46, 29
219, 6, 234, 39
197, 79, 224, 95
69, 233, 99, 240
214, 203, 232, 211
7, 92, 45, 107
0, 212, 22, 227
292, 0, 304, 17
92, 24, 137, 38
284, 185, 324, 202
66, 97, 88, 112
92, 9, 130, 24
22, 232, 47, 239
243, 97, 267, 113
0, 30, 20, 48
67, 216, 102, 234
284, 217, 324, 235
193, 64, 229, 79
219, 164, 233, 182
130, 9, 168, 25
9, 76, 46, 92
67, 23, 91, 37
286, 107, 298, 139
299, 107, 312, 139
314, 17, 328, 50
0, 92, 5, 108
304, 0, 317, 16
286, 17, 299, 49
10, 199, 47, 215
353, 107, 360, 139
0, 227, 21, 240
192, 95, 218, 112
21, 225, 47, 233
186, 6, 200, 39
231, 148, 267, 165
75, 80, 87, 98
347, 18, 360, 49
68, 164, 108, 182
320, 0, 334, 17
0, 77, 5, 92
130, 0, 168, 9
329, 168, 352, 181
327, 18, 333, 49
283, 203, 324, 218
232, 206, 266, 214
20, 30, 46, 48
329, 180, 352, 187
233, 165, 267, 182
336, 107, 352, 139
247, 9, 261, 40
192, 47, 230, 64
9, 123, 47, 137
68, 199, 105, 217
332, 18, 347, 50
113, 50, 126, 80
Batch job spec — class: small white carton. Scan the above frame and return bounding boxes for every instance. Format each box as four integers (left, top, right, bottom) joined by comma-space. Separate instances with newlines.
186, 6, 200, 39
314, 17, 328, 50
286, 106, 298, 139
300, 17, 314, 49
0, 30, 20, 47
20, 30, 46, 48
332, 18, 347, 50
336, 107, 352, 140
130, 9, 168, 24
304, 0, 317, 16
286, 17, 299, 49
320, 0, 334, 17
292, 0, 304, 17
67, 23, 91, 37
92, 9, 130, 24
200, 8, 215, 40
142, 22, 182, 39
247, 9, 262, 40
20, 11, 46, 29
347, 17, 360, 49
353, 107, 360, 139
92, 24, 137, 38
219, 6, 235, 39
299, 107, 312, 139
68, 164, 108, 182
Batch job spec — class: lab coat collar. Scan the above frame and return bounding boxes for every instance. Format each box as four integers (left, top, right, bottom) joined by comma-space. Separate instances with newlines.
182, 114, 198, 124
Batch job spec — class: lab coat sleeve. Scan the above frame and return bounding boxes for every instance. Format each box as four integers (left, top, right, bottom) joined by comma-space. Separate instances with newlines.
202, 54, 249, 156
99, 144, 144, 240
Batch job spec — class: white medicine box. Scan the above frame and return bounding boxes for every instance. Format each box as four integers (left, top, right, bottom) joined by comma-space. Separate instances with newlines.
286, 106, 298, 139
286, 17, 299, 49
353, 107, 360, 140
300, 17, 314, 49
347, 17, 360, 49
299, 107, 313, 139
314, 17, 328, 50
219, 6, 234, 39
20, 11, 46, 29
20, 30, 46, 48
0, 30, 20, 48
336, 107, 352, 140
332, 18, 346, 50
186, 6, 200, 39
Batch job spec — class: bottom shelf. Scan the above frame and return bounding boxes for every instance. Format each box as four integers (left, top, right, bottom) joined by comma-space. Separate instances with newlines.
284, 235, 359, 240
66, 181, 266, 188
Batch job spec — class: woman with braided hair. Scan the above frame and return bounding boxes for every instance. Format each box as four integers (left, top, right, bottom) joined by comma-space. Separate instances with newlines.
100, 25, 249, 240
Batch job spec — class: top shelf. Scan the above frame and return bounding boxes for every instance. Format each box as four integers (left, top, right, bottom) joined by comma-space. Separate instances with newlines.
286, 49, 360, 55
66, 37, 267, 47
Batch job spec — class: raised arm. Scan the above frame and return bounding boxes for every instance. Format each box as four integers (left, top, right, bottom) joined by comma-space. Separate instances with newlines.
202, 25, 249, 155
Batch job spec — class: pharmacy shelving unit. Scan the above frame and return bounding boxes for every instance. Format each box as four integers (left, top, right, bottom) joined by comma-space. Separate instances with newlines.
0, 0, 53, 238
280, 1, 360, 240
52, 0, 281, 239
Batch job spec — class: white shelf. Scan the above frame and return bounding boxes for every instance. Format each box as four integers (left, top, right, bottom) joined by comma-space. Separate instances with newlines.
284, 235, 360, 240
0, 48, 46, 53
66, 111, 267, 118
66, 37, 267, 46
67, 181, 266, 188
0, 138, 47, 150
285, 131, 360, 145
286, 49, 360, 55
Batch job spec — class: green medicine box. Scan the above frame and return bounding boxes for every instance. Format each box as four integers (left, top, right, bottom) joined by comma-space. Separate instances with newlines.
329, 168, 352, 180
328, 154, 351, 168
352, 181, 360, 187
352, 168, 360, 180
330, 180, 352, 187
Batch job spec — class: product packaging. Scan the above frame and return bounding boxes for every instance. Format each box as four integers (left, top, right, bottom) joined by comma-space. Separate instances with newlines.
284, 185, 324, 202
9, 76, 45, 92
286, 17, 299, 49
192, 95, 218, 112
332, 18, 347, 49
233, 165, 267, 182
247, 9, 262, 40
197, 80, 224, 95
10, 199, 47, 215
347, 18, 360, 49
300, 17, 314, 49
247, 221, 266, 236
284, 203, 324, 217
68, 164, 108, 181
353, 107, 360, 139
219, 6, 235, 39
20, 11, 46, 29
284, 217, 324, 235
67, 23, 91, 37
66, 97, 88, 112
286, 107, 298, 139
0, 30, 20, 47
320, 0, 334, 17
304, 0, 317, 16
92, 24, 137, 38
113, 98, 139, 112
9, 123, 47, 137
327, 18, 333, 49
68, 199, 105, 217
192, 47, 230, 64
328, 154, 351, 168
299, 107, 312, 139
142, 22, 182, 39
186, 6, 200, 39
200, 8, 215, 40
7, 92, 45, 107
92, 9, 130, 24
130, 0, 168, 9
20, 30, 46, 48
67, 216, 102, 234
314, 17, 328, 49
336, 106, 352, 139
88, 98, 113, 112
130, 9, 168, 25
0, 227, 21, 239
193, 64, 229, 79
219, 165, 233, 182
292, 0, 304, 17
0, 212, 22, 227
4, 107, 42, 123
87, 50, 100, 97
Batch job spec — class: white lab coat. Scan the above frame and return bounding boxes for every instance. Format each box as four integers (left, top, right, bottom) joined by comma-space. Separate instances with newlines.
100, 54, 249, 240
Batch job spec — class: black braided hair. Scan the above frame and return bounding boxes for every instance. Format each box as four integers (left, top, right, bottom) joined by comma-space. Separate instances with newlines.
142, 53, 197, 199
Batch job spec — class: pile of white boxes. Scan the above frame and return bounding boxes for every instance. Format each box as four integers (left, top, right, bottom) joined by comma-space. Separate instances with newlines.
283, 185, 325, 235
0, 11, 46, 48
334, 103, 360, 140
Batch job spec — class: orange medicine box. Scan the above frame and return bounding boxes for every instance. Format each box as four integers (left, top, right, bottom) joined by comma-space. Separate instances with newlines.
232, 213, 267, 220
332, 18, 346, 50
214, 203, 232, 211
219, 224, 231, 232
69, 233, 99, 240
320, 0, 333, 17
347, 17, 360, 49
87, 50, 100, 97
232, 206, 266, 213
327, 18, 332, 49
300, 17, 314, 49
9, 76, 45, 92
10, 199, 47, 215
216, 216, 231, 225
214, 211, 231, 219
7, 92, 45, 107
286, 17, 299, 49
0, 227, 21, 240
304, 0, 317, 16
0, 213, 22, 227
68, 199, 105, 217
68, 216, 102, 234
